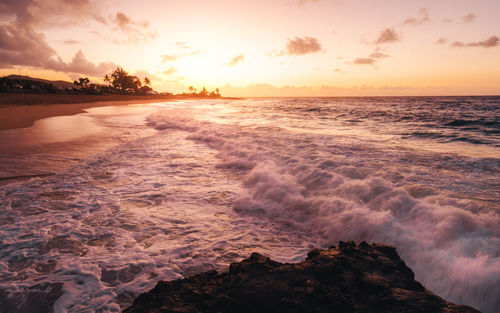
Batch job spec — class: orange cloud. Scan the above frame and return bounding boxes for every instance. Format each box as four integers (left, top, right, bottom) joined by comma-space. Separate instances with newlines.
163, 67, 178, 76
161, 50, 201, 63
353, 58, 376, 65
175, 41, 191, 49
225, 54, 245, 66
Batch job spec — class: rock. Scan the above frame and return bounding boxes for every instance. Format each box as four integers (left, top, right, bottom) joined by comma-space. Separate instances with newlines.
124, 242, 480, 313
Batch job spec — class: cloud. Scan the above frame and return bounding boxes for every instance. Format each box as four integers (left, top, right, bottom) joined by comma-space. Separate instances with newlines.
461, 13, 475, 23
175, 41, 191, 49
353, 58, 376, 65
403, 8, 430, 25
225, 54, 245, 66
435, 37, 447, 45
374, 28, 400, 44
0, 19, 114, 76
0, 0, 153, 77
163, 67, 178, 76
112, 12, 156, 44
134, 70, 160, 81
0, 0, 106, 28
0, 22, 57, 68
369, 48, 390, 59
161, 50, 201, 63
114, 12, 133, 29
351, 48, 389, 66
442, 18, 453, 23
63, 39, 81, 45
276, 36, 322, 56
161, 55, 179, 62
450, 36, 499, 48
333, 68, 346, 74
345, 47, 391, 66
47, 50, 116, 76
292, 0, 321, 5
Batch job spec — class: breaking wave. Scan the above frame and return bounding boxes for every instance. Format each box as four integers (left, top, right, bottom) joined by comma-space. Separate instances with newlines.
148, 101, 500, 312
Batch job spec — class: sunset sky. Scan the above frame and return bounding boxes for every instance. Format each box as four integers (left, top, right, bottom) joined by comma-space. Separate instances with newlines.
0, 0, 499, 96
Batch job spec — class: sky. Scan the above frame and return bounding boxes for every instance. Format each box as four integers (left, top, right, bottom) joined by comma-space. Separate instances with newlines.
0, 0, 499, 96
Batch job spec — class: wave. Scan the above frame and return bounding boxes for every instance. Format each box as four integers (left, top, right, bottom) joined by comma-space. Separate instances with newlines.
148, 110, 500, 313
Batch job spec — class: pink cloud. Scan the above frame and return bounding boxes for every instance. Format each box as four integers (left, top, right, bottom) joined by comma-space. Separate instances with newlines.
451, 36, 499, 48
403, 8, 430, 25
284, 37, 323, 56
375, 28, 400, 44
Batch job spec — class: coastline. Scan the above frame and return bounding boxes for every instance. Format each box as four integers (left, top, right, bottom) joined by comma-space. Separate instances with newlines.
0, 94, 238, 130
125, 242, 480, 313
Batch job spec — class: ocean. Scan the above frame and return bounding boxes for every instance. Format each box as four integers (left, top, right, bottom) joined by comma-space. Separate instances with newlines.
0, 97, 498, 312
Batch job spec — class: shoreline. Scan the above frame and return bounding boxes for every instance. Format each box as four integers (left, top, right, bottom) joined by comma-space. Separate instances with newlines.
0, 94, 237, 131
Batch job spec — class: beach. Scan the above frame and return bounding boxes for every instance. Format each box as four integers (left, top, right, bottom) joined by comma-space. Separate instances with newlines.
0, 94, 213, 130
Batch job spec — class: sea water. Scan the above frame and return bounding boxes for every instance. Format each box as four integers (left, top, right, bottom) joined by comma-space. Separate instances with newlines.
0, 97, 498, 312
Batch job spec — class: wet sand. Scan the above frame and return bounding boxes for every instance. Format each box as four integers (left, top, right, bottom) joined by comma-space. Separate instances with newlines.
0, 101, 161, 182
0, 94, 183, 130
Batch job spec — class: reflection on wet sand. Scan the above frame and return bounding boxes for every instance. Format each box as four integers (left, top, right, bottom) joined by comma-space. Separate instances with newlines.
0, 103, 162, 180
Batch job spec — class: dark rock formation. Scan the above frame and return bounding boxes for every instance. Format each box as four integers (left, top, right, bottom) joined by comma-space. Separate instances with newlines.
124, 241, 480, 313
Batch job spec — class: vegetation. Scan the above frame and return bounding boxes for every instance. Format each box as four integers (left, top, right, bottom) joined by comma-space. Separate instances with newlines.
183, 85, 221, 97
1, 67, 223, 98
102, 67, 153, 95
0, 76, 65, 93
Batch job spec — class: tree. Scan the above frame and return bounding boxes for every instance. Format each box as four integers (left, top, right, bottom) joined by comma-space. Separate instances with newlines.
108, 67, 142, 94
199, 87, 208, 96
144, 77, 151, 86
73, 77, 90, 90
189, 86, 194, 93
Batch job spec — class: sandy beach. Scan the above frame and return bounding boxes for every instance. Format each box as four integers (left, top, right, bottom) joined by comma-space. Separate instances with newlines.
0, 94, 191, 130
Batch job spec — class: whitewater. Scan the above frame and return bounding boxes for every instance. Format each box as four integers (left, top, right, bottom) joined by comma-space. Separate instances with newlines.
0, 97, 498, 312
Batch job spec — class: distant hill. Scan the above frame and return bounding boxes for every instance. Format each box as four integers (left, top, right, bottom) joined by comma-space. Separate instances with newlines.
2, 75, 74, 89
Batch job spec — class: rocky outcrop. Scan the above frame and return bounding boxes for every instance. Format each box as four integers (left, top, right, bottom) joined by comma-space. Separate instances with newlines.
124, 241, 480, 313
